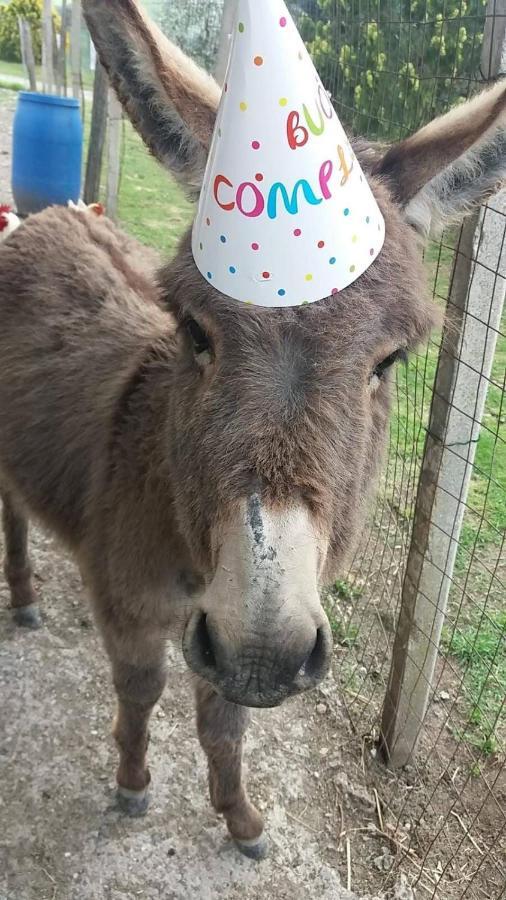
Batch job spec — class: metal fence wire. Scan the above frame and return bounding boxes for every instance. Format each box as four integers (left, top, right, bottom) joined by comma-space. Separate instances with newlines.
144, 2, 504, 898
143, 0, 225, 72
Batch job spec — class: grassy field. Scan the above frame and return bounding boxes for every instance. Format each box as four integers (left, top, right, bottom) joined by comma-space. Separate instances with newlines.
397, 241, 506, 556
114, 122, 193, 256
0, 58, 94, 89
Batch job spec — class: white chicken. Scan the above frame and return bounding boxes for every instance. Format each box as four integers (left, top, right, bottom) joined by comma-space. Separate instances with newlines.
0, 201, 105, 242
68, 199, 105, 217
0, 205, 21, 241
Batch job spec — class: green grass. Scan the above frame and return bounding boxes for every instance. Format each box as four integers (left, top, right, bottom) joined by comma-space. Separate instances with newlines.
332, 579, 364, 603
391, 237, 505, 557
0, 59, 33, 81
324, 579, 363, 646
329, 619, 360, 647
389, 236, 505, 756
442, 611, 506, 755
0, 77, 22, 90
0, 58, 94, 89
80, 106, 194, 257
115, 122, 193, 256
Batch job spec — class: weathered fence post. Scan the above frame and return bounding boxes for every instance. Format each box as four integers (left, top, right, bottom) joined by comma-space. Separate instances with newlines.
58, 0, 68, 97
84, 62, 108, 204
52, 16, 61, 96
42, 0, 54, 93
380, 0, 506, 768
70, 0, 82, 101
215, 0, 235, 85
18, 18, 37, 92
106, 88, 123, 220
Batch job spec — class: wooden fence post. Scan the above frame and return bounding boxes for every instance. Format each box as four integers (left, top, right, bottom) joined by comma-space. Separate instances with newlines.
214, 0, 235, 85
42, 0, 54, 94
379, 0, 506, 768
70, 0, 82, 101
106, 88, 123, 221
58, 0, 68, 97
84, 62, 108, 204
52, 16, 61, 95
18, 18, 37, 92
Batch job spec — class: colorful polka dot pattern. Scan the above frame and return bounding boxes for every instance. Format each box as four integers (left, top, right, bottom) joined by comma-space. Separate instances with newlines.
191, 0, 386, 307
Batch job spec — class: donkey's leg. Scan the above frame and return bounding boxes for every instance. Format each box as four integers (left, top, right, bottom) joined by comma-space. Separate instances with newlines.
1, 491, 41, 629
103, 626, 167, 817
196, 679, 267, 860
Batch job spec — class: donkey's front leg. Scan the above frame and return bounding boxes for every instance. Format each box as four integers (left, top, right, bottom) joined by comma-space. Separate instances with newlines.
196, 679, 267, 860
104, 627, 167, 817
1, 490, 41, 629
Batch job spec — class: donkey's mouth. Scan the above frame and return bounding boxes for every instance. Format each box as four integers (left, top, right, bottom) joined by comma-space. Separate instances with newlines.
183, 610, 332, 708
213, 679, 316, 709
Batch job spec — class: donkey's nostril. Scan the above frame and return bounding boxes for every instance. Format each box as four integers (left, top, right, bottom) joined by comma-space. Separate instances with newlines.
183, 608, 333, 704
183, 611, 222, 682
298, 625, 331, 684
195, 613, 217, 670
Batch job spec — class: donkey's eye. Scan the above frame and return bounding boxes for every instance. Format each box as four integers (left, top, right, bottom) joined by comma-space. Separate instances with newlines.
370, 349, 408, 388
184, 318, 212, 359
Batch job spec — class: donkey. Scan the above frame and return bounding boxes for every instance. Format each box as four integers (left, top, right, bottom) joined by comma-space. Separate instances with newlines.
1, 0, 505, 860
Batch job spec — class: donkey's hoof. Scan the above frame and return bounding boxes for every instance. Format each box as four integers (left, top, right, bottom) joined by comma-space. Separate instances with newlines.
12, 605, 42, 630
116, 785, 150, 818
234, 834, 269, 861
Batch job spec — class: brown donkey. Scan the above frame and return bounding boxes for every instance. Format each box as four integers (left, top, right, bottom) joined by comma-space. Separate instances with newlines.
1, 0, 506, 860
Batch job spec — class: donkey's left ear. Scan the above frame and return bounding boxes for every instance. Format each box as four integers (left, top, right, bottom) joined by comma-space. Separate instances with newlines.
83, 0, 220, 196
374, 81, 506, 236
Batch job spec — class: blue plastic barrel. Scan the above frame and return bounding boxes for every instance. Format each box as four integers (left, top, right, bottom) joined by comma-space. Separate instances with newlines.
12, 92, 83, 216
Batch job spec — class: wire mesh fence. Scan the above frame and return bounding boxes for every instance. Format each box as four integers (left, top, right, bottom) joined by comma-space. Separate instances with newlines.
142, 0, 225, 71
326, 223, 505, 899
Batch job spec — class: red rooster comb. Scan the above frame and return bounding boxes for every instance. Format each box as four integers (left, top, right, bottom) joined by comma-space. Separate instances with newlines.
0, 205, 21, 238
0, 205, 12, 232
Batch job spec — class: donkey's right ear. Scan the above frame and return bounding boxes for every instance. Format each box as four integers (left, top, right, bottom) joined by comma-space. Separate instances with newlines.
373, 81, 506, 237
83, 0, 220, 196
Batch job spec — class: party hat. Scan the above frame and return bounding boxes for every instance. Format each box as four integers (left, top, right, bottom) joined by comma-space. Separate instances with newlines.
192, 0, 385, 308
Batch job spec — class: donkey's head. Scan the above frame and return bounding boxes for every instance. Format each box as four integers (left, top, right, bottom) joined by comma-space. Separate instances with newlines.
84, 0, 506, 707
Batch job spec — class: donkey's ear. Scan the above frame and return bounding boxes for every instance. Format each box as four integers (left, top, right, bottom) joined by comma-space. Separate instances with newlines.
83, 0, 220, 195
374, 81, 506, 236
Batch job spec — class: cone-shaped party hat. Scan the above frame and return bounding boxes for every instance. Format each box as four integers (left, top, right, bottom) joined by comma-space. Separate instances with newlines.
192, 0, 385, 307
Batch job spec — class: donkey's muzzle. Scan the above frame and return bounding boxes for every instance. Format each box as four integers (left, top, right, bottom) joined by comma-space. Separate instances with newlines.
183, 611, 332, 707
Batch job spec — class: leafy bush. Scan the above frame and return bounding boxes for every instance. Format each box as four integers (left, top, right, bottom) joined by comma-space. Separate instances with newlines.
295, 0, 487, 140
157, 0, 223, 73
0, 0, 58, 64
